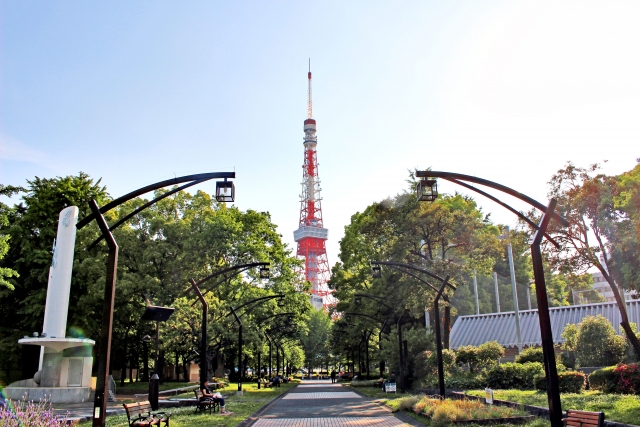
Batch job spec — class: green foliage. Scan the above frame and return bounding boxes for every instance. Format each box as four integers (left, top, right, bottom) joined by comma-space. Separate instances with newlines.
574, 315, 626, 367
484, 362, 544, 389
477, 340, 505, 365
534, 371, 585, 393
455, 345, 480, 371
0, 173, 308, 382
298, 309, 332, 371
589, 366, 617, 392
414, 349, 457, 380
516, 347, 544, 364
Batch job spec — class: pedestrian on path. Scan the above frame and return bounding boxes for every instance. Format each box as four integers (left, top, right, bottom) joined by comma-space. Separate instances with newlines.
330, 370, 336, 383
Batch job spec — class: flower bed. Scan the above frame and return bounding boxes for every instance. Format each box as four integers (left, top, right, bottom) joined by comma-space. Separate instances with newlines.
387, 395, 531, 426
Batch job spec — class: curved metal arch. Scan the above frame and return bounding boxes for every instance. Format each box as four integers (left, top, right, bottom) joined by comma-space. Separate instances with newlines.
77, 171, 235, 229
87, 178, 208, 249
256, 312, 295, 326
416, 171, 569, 227
353, 293, 394, 310
372, 261, 456, 292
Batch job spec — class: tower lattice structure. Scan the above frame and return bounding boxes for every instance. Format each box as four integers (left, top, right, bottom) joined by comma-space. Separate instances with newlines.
294, 67, 332, 304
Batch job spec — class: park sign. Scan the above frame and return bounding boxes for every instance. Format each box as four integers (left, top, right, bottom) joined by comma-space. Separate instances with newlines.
485, 388, 494, 405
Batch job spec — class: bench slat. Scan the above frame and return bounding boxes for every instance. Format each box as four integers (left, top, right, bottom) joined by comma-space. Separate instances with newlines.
567, 413, 601, 420
565, 420, 599, 427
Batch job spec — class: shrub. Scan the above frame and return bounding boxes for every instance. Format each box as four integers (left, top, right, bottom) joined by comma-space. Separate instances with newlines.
456, 345, 480, 371
477, 341, 505, 365
516, 347, 544, 364
574, 315, 626, 366
589, 366, 617, 392
613, 363, 640, 394
534, 371, 585, 393
484, 362, 544, 389
414, 349, 457, 380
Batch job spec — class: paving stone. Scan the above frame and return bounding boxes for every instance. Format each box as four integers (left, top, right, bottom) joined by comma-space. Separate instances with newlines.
282, 392, 361, 400
253, 417, 406, 427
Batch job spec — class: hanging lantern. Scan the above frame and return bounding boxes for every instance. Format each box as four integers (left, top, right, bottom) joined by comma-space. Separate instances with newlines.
417, 179, 438, 202
216, 179, 235, 202
371, 265, 382, 278
259, 266, 270, 279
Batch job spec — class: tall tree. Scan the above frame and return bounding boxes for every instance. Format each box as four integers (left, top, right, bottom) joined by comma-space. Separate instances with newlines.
546, 162, 640, 357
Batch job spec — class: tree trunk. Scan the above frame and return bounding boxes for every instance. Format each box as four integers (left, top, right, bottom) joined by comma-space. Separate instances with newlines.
601, 266, 640, 358
443, 306, 451, 350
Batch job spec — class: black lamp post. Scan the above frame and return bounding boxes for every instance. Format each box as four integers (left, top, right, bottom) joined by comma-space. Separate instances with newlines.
76, 172, 235, 427
228, 294, 285, 393
186, 262, 270, 390
370, 262, 455, 397
415, 170, 569, 427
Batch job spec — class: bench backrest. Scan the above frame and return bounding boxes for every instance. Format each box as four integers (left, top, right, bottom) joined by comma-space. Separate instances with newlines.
565, 410, 604, 427
123, 402, 139, 421
194, 389, 203, 399
123, 401, 154, 421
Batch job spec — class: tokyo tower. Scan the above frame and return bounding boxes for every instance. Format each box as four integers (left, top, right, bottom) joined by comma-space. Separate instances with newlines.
293, 63, 332, 309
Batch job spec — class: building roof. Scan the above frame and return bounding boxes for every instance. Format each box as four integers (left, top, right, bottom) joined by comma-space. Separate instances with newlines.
449, 300, 640, 349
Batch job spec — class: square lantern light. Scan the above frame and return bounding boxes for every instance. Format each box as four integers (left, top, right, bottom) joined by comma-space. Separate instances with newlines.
371, 265, 382, 278
355, 296, 362, 305
215, 179, 235, 202
417, 179, 438, 202
259, 266, 270, 279
278, 298, 285, 307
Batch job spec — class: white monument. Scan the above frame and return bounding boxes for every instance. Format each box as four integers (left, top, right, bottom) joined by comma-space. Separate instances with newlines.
6, 206, 95, 403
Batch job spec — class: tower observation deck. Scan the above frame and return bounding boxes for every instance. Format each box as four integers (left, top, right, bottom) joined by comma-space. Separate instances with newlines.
294, 65, 332, 309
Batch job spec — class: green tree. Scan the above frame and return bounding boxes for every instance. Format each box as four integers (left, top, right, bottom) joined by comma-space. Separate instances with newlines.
546, 162, 640, 357
299, 309, 332, 374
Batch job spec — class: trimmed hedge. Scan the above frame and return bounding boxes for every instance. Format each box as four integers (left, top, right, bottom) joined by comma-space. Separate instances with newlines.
516, 347, 544, 364
534, 371, 586, 393
484, 362, 544, 389
589, 366, 616, 392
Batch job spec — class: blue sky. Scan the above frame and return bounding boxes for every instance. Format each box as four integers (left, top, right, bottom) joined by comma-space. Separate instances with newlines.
2, 1, 639, 267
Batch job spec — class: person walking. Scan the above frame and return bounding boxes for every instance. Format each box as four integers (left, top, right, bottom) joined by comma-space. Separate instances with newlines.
330, 370, 336, 384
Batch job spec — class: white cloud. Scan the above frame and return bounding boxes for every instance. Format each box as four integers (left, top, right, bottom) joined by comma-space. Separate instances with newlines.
0, 133, 50, 166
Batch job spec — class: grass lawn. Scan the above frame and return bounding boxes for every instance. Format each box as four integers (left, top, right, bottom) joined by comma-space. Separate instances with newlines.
97, 382, 296, 427
466, 389, 640, 425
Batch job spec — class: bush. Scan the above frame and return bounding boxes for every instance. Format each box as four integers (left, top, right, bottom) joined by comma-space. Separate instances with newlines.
534, 371, 585, 393
574, 315, 626, 367
477, 341, 505, 365
516, 347, 544, 364
589, 366, 617, 392
613, 363, 640, 394
456, 345, 480, 371
484, 362, 544, 389
414, 349, 457, 380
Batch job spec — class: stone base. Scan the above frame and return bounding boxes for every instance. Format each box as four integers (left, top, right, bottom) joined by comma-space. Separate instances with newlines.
236, 390, 244, 396
5, 387, 91, 403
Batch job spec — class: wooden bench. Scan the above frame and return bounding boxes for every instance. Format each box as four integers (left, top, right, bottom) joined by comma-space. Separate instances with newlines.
123, 401, 171, 427
194, 389, 220, 415
562, 410, 605, 427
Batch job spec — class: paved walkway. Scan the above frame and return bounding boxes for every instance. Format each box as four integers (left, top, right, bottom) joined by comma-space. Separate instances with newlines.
250, 380, 419, 427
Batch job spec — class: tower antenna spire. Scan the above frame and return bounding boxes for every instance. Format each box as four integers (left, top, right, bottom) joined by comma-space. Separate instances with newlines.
307, 58, 312, 119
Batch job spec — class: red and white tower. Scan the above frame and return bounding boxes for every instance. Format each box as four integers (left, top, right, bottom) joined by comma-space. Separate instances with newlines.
294, 65, 331, 309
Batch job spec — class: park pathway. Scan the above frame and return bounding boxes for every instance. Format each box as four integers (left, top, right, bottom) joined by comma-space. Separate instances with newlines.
250, 379, 419, 427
